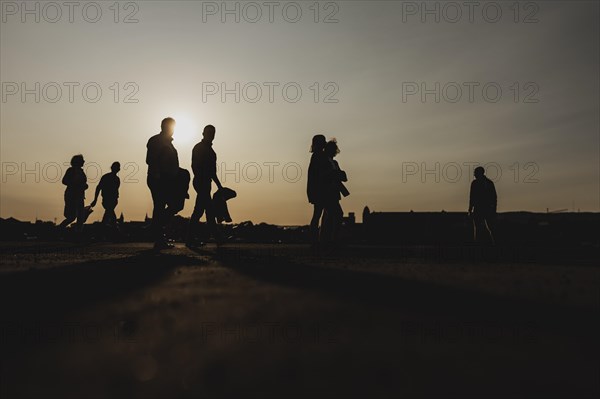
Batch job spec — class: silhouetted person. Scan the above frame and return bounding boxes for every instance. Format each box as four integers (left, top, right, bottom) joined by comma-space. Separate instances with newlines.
320, 139, 348, 246
187, 125, 223, 247
90, 162, 120, 226
307, 134, 327, 248
59, 154, 89, 230
469, 166, 497, 245
146, 117, 180, 249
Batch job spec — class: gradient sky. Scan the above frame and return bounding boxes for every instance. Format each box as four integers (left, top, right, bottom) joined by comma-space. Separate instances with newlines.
1, 0, 598, 225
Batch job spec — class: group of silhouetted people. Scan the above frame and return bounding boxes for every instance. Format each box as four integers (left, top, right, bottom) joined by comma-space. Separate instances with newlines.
145, 118, 230, 249
58, 117, 229, 249
58, 117, 497, 249
59, 155, 121, 232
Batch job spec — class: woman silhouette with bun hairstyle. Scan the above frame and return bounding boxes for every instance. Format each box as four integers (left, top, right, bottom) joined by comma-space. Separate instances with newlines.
320, 139, 348, 246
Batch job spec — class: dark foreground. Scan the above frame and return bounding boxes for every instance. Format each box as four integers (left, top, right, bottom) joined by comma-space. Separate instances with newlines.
0, 243, 598, 398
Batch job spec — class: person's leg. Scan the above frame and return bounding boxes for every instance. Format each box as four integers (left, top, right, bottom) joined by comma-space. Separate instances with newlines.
101, 208, 109, 225
188, 181, 209, 245
330, 201, 344, 243
59, 198, 77, 228
160, 180, 180, 241
187, 196, 205, 245
59, 216, 76, 228
320, 202, 335, 245
472, 213, 486, 244
190, 195, 205, 222
310, 204, 324, 246
484, 213, 496, 245
74, 198, 86, 232
203, 190, 219, 241
148, 176, 161, 230
148, 177, 169, 244
103, 205, 117, 226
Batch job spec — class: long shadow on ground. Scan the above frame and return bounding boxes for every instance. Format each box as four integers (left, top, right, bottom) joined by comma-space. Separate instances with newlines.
210, 246, 599, 337
0, 250, 203, 320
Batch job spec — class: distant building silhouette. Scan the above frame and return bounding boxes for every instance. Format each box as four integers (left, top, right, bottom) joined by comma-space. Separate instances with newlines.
342, 212, 355, 226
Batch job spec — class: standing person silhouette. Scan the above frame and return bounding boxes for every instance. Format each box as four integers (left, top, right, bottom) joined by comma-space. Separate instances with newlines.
187, 125, 223, 247
59, 154, 89, 231
90, 162, 120, 226
307, 134, 327, 248
468, 166, 497, 245
146, 117, 180, 250
321, 139, 348, 247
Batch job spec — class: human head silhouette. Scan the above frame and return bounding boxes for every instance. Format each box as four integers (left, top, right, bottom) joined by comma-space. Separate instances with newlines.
324, 139, 340, 158
71, 154, 84, 168
310, 134, 326, 153
203, 125, 216, 143
111, 162, 121, 174
161, 117, 176, 138
474, 166, 485, 179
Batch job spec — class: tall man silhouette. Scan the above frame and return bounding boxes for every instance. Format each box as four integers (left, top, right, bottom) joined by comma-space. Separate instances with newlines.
468, 166, 497, 245
307, 134, 327, 248
146, 117, 180, 249
187, 125, 223, 247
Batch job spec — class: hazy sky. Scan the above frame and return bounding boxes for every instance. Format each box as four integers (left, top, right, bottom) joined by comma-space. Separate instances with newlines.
1, 0, 598, 224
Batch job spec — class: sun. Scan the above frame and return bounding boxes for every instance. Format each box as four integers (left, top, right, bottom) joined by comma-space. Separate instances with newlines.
172, 114, 198, 144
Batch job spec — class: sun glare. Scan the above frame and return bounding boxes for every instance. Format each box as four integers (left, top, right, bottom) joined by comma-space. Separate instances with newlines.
172, 114, 198, 144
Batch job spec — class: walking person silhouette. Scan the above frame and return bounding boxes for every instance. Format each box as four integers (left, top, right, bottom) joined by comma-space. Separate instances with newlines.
59, 154, 89, 231
90, 162, 120, 226
146, 117, 180, 250
307, 134, 328, 248
187, 125, 223, 247
468, 166, 497, 245
320, 139, 348, 247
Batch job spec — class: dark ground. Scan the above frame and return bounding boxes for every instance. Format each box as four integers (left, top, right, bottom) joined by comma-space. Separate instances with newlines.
0, 242, 598, 398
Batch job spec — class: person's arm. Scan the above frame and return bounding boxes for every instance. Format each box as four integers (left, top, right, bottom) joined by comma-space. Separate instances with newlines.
62, 168, 72, 186
337, 162, 348, 182
322, 159, 336, 180
212, 149, 223, 189
468, 181, 475, 215
333, 160, 347, 182
90, 184, 101, 207
145, 139, 154, 166
191, 145, 202, 178
90, 176, 103, 206
491, 182, 497, 212
146, 137, 160, 178
213, 172, 223, 190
